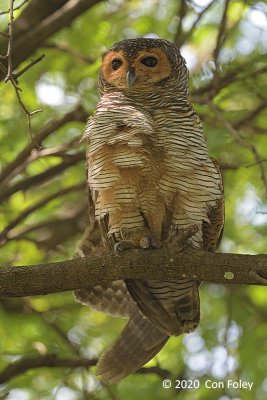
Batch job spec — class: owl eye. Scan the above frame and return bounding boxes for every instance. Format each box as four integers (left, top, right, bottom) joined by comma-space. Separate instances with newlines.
141, 57, 158, 67
112, 59, 123, 70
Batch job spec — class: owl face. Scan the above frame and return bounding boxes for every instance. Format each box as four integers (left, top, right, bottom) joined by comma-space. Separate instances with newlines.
101, 47, 171, 90
98, 38, 189, 96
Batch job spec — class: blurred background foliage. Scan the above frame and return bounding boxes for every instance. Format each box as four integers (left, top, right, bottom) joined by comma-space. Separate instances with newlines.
0, 0, 267, 399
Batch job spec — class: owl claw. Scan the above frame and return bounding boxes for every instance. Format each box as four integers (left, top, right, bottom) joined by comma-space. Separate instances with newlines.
140, 236, 151, 249
114, 241, 134, 252
151, 239, 162, 249
140, 236, 161, 249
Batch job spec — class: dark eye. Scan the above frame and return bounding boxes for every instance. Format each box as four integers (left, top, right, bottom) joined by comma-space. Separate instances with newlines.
141, 57, 158, 67
112, 59, 123, 70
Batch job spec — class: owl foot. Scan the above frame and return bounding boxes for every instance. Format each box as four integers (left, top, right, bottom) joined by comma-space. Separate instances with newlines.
165, 225, 199, 251
114, 237, 161, 252
114, 241, 136, 252
140, 236, 161, 249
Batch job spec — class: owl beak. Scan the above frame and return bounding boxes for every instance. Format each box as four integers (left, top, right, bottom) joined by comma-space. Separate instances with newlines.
126, 66, 136, 89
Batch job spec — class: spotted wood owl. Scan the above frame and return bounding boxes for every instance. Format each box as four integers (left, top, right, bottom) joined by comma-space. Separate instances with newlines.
74, 38, 224, 383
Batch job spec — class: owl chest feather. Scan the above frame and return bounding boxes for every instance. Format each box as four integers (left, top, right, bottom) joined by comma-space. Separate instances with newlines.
84, 92, 221, 242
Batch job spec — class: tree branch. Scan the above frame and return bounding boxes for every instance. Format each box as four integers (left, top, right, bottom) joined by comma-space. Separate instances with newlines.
0, 354, 98, 384
0, 182, 85, 244
0, 104, 87, 187
0, 152, 85, 203
0, 353, 171, 384
0, 247, 267, 299
0, 0, 104, 81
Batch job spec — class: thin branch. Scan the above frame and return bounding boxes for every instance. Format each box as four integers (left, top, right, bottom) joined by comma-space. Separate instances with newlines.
246, 159, 267, 168
0, 104, 87, 187
14, 54, 45, 79
0, 0, 29, 16
0, 152, 85, 203
213, 0, 230, 67
0, 182, 85, 243
0, 1, 45, 140
173, 0, 187, 48
0, 352, 171, 385
0, 137, 80, 191
177, 0, 215, 46
137, 364, 171, 379
42, 43, 94, 64
0, 0, 103, 83
22, 299, 81, 356
0, 246, 267, 299
234, 99, 267, 129
0, 354, 98, 384
9, 76, 43, 140
209, 102, 267, 196
5, 205, 87, 249
191, 57, 267, 97
4, 0, 14, 81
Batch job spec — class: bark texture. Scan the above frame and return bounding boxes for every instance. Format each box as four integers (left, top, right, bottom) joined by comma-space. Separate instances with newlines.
1, 248, 267, 299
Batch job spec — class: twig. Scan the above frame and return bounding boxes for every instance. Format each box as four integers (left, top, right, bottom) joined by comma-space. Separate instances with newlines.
0, 0, 29, 16
213, 0, 230, 67
0, 182, 85, 243
178, 0, 215, 46
209, 102, 267, 196
42, 43, 94, 64
173, 0, 187, 48
246, 159, 267, 168
0, 152, 85, 203
14, 54, 45, 79
1, 1, 44, 142
0, 104, 87, 186
0, 137, 80, 190
9, 77, 43, 140
0, 352, 171, 385
137, 364, 171, 379
0, 60, 7, 74
5, 205, 87, 247
22, 299, 81, 356
0, 354, 98, 384
234, 98, 267, 129
4, 0, 14, 82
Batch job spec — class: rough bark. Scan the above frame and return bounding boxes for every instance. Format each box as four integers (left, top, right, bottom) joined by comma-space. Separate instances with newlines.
0, 248, 267, 299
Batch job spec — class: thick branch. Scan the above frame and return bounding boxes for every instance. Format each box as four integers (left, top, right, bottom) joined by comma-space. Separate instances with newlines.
0, 248, 267, 299
0, 0, 103, 81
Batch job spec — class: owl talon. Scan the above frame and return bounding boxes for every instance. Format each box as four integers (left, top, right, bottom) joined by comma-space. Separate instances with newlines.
140, 236, 151, 249
151, 239, 162, 249
114, 241, 135, 252
140, 237, 161, 249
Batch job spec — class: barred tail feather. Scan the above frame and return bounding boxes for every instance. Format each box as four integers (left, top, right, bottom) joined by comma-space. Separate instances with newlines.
96, 311, 169, 384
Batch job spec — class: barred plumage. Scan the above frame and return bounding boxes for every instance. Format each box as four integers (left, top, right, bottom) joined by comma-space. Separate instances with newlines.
74, 38, 224, 383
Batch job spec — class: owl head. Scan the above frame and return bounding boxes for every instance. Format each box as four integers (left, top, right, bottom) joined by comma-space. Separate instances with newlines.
98, 38, 189, 98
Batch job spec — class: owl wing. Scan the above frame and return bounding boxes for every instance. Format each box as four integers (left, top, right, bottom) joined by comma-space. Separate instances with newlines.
124, 156, 224, 336
202, 157, 224, 251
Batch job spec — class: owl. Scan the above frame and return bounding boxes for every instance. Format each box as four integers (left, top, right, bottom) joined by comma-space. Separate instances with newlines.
74, 38, 224, 383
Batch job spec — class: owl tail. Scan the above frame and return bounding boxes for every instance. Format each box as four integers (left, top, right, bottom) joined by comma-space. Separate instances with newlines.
95, 310, 169, 384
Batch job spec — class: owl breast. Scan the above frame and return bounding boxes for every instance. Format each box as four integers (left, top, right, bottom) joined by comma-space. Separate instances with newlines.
84, 91, 221, 247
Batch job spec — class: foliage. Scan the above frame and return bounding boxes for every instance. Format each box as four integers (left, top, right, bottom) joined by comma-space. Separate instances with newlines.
0, 0, 267, 399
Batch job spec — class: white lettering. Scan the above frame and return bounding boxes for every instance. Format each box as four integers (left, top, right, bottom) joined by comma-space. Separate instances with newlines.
205, 380, 224, 389
227, 380, 254, 391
